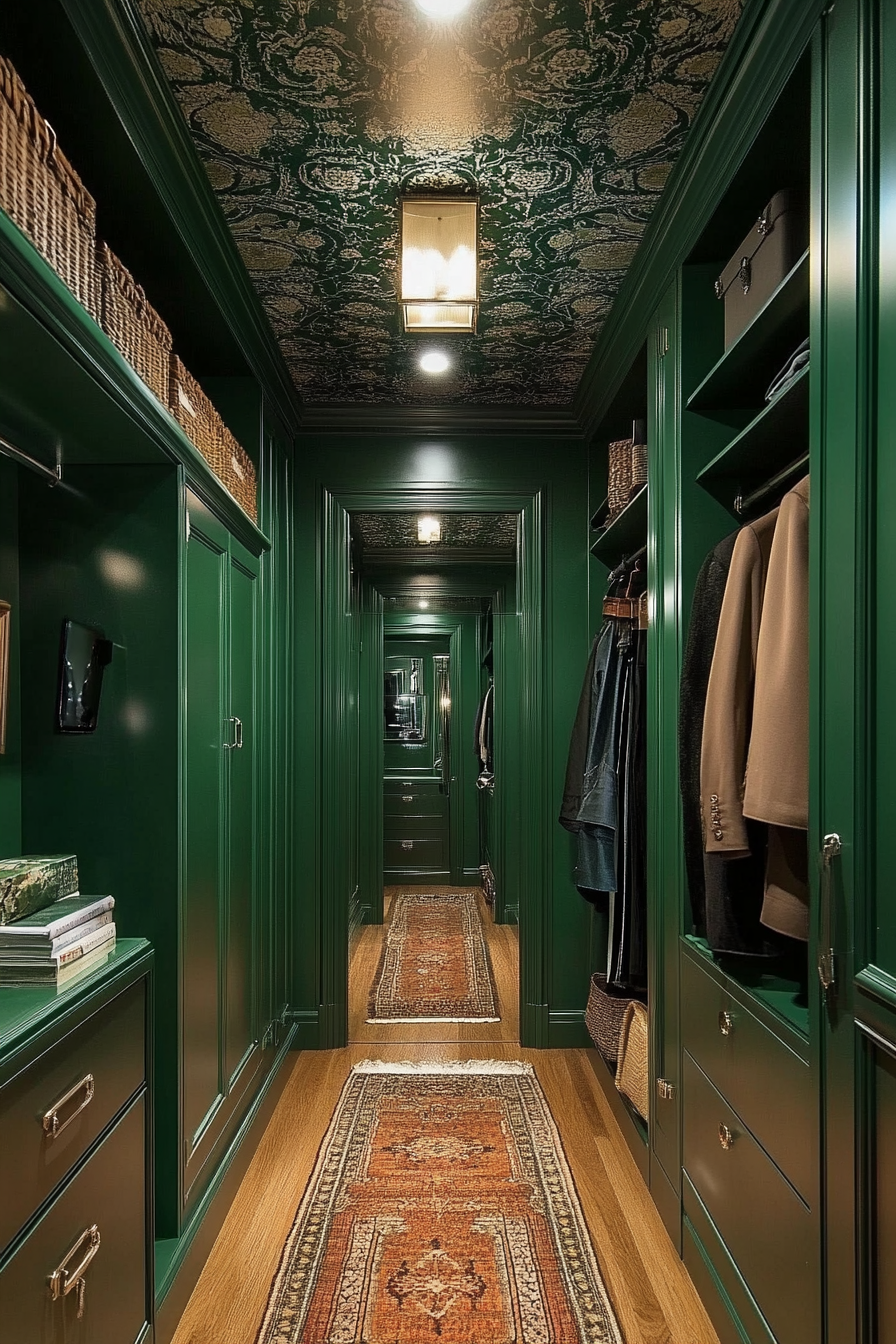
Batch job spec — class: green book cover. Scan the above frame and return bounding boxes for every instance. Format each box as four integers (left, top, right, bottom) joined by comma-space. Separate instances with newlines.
0, 855, 79, 926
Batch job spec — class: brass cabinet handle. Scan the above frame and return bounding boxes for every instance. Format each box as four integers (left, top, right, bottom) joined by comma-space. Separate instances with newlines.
42, 1074, 95, 1139
48, 1224, 101, 1310
402, 795, 413, 802
718, 1011, 734, 1036
223, 716, 244, 749
718, 1123, 735, 1151
656, 1078, 675, 1101
401, 841, 413, 850
818, 832, 841, 994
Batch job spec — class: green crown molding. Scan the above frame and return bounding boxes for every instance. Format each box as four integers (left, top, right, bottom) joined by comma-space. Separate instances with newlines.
574, 0, 826, 438
298, 404, 585, 437
60, 0, 304, 438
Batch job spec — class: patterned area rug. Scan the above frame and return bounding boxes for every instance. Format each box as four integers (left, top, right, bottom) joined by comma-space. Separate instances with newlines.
367, 892, 499, 1023
257, 1061, 623, 1344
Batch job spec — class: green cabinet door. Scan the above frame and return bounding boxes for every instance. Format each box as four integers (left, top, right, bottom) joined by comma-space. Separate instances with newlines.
183, 521, 226, 1154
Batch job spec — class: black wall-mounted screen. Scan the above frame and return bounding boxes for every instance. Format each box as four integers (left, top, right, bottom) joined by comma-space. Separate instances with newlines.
57, 619, 113, 733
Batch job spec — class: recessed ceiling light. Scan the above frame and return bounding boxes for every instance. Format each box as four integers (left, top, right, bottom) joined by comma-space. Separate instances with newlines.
419, 600, 429, 608
419, 350, 450, 374
417, 516, 441, 544
415, 0, 472, 17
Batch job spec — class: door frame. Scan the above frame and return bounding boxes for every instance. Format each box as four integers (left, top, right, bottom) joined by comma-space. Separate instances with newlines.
317, 484, 548, 1048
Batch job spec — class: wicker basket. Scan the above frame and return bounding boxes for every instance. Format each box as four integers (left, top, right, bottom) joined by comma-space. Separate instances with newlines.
607, 437, 633, 518
630, 439, 648, 495
218, 421, 258, 523
169, 355, 223, 472
0, 56, 98, 319
99, 243, 172, 404
585, 972, 638, 1067
615, 1000, 649, 1120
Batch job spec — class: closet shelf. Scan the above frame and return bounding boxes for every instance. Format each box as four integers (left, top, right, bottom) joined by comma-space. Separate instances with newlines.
687, 250, 810, 413
590, 485, 647, 565
590, 495, 610, 531
696, 366, 809, 504
0, 211, 271, 557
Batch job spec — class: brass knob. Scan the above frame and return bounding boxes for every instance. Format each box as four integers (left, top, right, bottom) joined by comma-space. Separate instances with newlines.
718, 1010, 734, 1036
718, 1123, 734, 1150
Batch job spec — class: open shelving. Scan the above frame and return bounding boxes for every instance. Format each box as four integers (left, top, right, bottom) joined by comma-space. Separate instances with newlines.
590, 485, 648, 565
695, 365, 809, 507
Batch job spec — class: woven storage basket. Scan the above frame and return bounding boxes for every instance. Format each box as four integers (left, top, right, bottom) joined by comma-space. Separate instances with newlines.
169, 355, 224, 474
0, 56, 98, 319
630, 440, 648, 495
585, 973, 637, 1068
607, 437, 633, 517
99, 243, 172, 404
615, 1000, 649, 1120
218, 422, 258, 523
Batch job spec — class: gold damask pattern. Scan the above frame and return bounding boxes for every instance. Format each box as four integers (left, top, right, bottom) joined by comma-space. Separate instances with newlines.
140, 0, 740, 405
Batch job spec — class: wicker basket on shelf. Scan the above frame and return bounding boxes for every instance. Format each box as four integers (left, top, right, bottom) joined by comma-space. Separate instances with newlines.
218, 421, 258, 523
615, 1000, 649, 1120
607, 437, 633, 518
98, 243, 172, 404
169, 355, 224, 474
630, 439, 648, 495
0, 56, 98, 320
585, 972, 639, 1068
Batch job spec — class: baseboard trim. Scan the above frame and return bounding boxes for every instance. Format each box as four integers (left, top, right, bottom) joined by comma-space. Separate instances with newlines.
154, 1025, 298, 1343
547, 1008, 591, 1049
285, 1008, 320, 1049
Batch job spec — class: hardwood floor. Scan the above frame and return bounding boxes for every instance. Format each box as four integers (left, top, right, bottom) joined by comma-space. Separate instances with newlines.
170, 887, 719, 1344
349, 884, 519, 1043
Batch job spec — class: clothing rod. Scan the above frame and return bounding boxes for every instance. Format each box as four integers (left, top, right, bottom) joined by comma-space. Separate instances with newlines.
607, 542, 647, 589
0, 433, 61, 486
734, 452, 809, 517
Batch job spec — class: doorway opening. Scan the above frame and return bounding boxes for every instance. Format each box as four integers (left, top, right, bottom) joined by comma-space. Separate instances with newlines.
346, 510, 520, 1045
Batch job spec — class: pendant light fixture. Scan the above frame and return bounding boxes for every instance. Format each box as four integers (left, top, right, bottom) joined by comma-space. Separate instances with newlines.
400, 195, 478, 333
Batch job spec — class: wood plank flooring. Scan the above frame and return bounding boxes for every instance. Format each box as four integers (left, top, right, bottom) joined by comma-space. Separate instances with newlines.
171, 886, 719, 1344
349, 884, 519, 1043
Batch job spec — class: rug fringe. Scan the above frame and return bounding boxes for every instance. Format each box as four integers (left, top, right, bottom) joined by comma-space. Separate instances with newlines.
352, 1059, 533, 1076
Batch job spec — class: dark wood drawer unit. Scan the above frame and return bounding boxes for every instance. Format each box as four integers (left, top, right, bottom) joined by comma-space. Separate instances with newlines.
683, 1052, 819, 1344
383, 783, 445, 817
0, 980, 145, 1255
680, 951, 814, 1201
0, 1094, 147, 1344
383, 837, 448, 871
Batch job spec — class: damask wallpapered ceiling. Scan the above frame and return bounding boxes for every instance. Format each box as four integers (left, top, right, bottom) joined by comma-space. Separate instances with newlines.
139, 0, 741, 406
352, 510, 517, 548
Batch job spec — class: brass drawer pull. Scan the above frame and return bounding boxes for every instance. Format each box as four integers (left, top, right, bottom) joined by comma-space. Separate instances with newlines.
718, 1011, 734, 1036
402, 795, 413, 802
42, 1074, 95, 1139
657, 1078, 675, 1101
48, 1224, 101, 1318
718, 1123, 735, 1150
401, 841, 413, 850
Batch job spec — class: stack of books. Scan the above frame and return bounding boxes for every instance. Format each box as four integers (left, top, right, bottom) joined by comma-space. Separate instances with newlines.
0, 894, 116, 986
0, 855, 116, 987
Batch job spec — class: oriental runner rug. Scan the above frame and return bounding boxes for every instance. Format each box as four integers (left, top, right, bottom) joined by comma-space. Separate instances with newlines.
256, 1060, 623, 1344
367, 891, 499, 1023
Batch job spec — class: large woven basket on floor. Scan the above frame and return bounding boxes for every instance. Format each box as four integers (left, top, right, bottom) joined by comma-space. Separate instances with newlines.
0, 56, 98, 319
585, 972, 638, 1068
99, 243, 172, 405
218, 421, 258, 523
169, 355, 223, 473
615, 1000, 649, 1120
607, 437, 633, 518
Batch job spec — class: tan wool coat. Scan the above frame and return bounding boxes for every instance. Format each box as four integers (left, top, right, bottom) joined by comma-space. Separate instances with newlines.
700, 506, 779, 857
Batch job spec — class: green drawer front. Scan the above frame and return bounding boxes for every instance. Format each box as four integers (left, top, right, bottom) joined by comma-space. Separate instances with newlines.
680, 954, 814, 1201
383, 784, 445, 817
0, 1093, 148, 1344
683, 1053, 819, 1344
384, 837, 448, 871
0, 980, 146, 1256
383, 814, 445, 841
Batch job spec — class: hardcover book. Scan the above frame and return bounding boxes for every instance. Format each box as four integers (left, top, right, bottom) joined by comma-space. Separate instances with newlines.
0, 855, 79, 925
0, 894, 113, 945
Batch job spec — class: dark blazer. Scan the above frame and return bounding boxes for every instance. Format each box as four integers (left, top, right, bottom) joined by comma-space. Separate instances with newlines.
678, 530, 737, 931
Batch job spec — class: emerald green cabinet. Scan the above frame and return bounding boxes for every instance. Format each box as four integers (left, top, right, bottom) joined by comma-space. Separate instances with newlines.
183, 493, 260, 1209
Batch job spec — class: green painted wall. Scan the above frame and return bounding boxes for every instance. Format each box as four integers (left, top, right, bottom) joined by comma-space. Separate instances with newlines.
292, 432, 598, 1045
